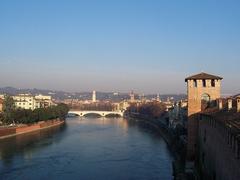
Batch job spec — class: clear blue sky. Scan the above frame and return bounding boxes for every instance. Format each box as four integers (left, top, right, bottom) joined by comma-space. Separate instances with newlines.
0, 0, 240, 94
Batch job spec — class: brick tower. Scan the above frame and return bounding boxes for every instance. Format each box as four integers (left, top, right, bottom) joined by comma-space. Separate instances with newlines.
185, 72, 223, 160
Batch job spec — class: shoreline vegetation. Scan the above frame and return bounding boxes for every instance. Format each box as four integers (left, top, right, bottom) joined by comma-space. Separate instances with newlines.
0, 119, 65, 139
0, 95, 69, 139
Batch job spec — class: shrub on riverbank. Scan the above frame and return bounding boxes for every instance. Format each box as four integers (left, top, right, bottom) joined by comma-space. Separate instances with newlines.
1, 96, 69, 125
127, 102, 166, 119
12, 103, 69, 124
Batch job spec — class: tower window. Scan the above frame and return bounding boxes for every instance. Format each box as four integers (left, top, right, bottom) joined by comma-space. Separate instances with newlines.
202, 79, 206, 87
194, 80, 197, 87
211, 79, 215, 87
201, 94, 211, 111
201, 93, 210, 102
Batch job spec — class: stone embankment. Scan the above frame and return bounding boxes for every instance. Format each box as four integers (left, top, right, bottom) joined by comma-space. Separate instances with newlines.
127, 113, 188, 180
127, 113, 171, 143
0, 119, 64, 139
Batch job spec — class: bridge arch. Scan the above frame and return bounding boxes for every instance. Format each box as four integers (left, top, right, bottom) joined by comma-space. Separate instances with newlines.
68, 110, 124, 117
83, 112, 105, 117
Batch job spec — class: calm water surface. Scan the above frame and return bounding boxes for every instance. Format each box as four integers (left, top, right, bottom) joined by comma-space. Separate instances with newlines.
0, 117, 173, 180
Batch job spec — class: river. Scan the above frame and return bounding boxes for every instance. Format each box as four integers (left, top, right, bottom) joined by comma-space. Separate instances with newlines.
0, 117, 173, 180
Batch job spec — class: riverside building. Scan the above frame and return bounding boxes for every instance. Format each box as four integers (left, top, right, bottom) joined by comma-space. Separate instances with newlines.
0, 98, 3, 112
13, 94, 53, 110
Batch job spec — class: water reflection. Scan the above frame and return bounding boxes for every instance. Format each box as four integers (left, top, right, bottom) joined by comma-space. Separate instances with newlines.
0, 124, 66, 165
74, 117, 129, 128
0, 117, 173, 180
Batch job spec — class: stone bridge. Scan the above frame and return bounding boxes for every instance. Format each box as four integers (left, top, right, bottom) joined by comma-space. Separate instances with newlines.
68, 110, 124, 117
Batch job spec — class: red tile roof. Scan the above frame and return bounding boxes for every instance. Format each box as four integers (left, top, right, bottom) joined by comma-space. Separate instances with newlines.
185, 72, 223, 82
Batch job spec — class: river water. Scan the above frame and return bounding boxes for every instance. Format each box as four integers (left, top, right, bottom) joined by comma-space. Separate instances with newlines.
0, 117, 173, 180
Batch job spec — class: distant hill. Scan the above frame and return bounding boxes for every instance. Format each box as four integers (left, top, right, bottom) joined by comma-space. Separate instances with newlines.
0, 87, 68, 100
0, 87, 186, 101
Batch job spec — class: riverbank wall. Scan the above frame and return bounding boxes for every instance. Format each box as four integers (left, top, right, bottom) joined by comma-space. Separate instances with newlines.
126, 113, 176, 144
0, 119, 65, 139
127, 113, 187, 180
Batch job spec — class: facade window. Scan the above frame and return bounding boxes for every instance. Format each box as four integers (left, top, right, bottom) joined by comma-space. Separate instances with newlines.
201, 94, 210, 110
23, 103, 25, 105
211, 79, 215, 87
19, 103, 21, 105
29, 103, 31, 105
202, 93, 210, 102
194, 80, 197, 87
202, 79, 206, 87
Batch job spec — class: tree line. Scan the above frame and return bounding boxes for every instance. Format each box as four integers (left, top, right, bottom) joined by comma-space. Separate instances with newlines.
0, 95, 69, 125
127, 101, 167, 119
71, 102, 116, 111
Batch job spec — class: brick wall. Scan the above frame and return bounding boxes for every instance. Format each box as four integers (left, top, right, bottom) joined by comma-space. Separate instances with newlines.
16, 124, 40, 133
198, 116, 240, 180
0, 128, 16, 137
0, 119, 63, 138
187, 79, 221, 160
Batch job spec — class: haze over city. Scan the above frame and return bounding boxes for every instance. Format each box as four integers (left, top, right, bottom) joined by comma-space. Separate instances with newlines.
1, 1, 240, 180
1, 0, 240, 94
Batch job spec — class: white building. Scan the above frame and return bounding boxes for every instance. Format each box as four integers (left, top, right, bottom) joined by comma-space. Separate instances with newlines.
13, 94, 53, 110
35, 94, 53, 108
0, 98, 3, 112
118, 100, 130, 111
13, 94, 35, 110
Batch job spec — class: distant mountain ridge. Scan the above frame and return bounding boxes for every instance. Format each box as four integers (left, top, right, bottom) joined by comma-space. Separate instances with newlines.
0, 87, 76, 100
0, 87, 187, 101
0, 87, 61, 95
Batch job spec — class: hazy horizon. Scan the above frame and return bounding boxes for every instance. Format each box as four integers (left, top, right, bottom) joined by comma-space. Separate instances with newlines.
0, 86, 189, 96
1, 0, 240, 94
